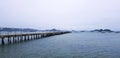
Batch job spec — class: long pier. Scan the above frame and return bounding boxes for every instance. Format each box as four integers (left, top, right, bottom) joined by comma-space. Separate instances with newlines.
0, 31, 70, 45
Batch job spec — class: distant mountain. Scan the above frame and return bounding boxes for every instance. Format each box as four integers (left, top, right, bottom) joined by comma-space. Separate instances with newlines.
90, 29, 114, 33
0, 27, 39, 32
44, 29, 61, 31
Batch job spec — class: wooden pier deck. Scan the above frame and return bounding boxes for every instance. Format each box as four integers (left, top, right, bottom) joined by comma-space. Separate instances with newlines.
0, 31, 70, 45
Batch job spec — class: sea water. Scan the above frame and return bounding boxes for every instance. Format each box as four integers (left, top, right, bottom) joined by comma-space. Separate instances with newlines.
0, 32, 120, 58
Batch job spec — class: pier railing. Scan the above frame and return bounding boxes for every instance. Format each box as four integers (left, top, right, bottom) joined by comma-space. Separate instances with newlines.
0, 31, 71, 45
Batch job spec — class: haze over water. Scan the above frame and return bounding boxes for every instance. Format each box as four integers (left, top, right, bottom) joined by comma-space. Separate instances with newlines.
0, 32, 120, 58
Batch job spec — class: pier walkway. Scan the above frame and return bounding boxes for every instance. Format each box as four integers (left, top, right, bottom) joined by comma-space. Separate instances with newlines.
0, 31, 70, 45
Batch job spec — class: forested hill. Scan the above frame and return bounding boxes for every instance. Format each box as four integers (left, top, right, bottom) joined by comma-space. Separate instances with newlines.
0, 27, 38, 32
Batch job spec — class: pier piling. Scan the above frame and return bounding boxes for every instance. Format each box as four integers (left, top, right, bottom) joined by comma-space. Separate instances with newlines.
1, 37, 5, 45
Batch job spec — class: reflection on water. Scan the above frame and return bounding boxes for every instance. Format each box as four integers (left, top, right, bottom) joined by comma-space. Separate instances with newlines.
0, 32, 120, 58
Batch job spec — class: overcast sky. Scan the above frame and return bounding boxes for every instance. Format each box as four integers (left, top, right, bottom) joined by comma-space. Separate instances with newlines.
0, 0, 120, 30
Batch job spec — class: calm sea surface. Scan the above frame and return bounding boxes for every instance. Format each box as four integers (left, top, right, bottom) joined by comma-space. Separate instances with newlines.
0, 32, 120, 58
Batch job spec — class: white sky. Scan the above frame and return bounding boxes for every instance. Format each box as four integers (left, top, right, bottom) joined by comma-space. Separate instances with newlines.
0, 0, 120, 30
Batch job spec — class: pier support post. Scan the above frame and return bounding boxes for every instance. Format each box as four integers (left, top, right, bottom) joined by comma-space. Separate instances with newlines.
1, 37, 5, 45
14, 36, 17, 43
38, 34, 39, 38
39, 34, 40, 38
28, 35, 29, 40
18, 36, 20, 42
34, 35, 36, 39
35, 35, 36, 39
42, 34, 44, 37
8, 37, 11, 44
36, 35, 37, 38
41, 34, 43, 38
37, 34, 38, 39
30, 35, 33, 40
13, 37, 15, 43
30, 35, 32, 40
20, 36, 23, 42
24, 36, 27, 41
39, 34, 41, 38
